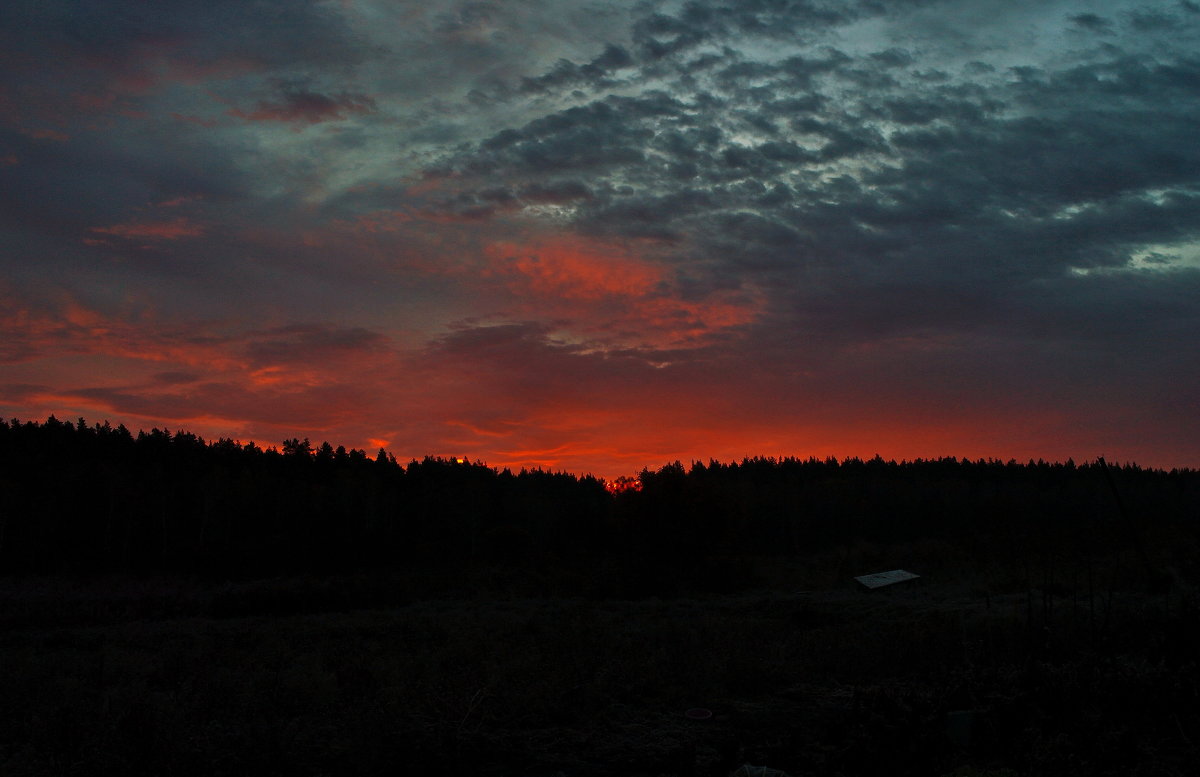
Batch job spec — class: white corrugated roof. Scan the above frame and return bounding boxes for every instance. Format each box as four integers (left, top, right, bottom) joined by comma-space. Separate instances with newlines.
854, 569, 920, 589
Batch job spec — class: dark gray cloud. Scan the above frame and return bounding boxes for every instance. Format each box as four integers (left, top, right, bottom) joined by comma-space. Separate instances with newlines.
1070, 12, 1115, 32
629, 0, 868, 59
242, 325, 391, 367
426, 0, 1199, 353
0, 0, 368, 79
518, 44, 635, 94
230, 87, 377, 124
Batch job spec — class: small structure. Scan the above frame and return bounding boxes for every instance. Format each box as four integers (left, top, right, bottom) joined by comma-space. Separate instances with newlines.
732, 766, 791, 777
854, 569, 920, 589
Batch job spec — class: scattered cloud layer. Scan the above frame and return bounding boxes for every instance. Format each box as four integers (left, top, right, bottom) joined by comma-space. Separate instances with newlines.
2, 0, 1198, 477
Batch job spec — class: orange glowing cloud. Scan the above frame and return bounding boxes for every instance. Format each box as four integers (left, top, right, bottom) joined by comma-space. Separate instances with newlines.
48, 300, 240, 370
2, 293, 291, 375
2, 298, 401, 450
483, 235, 762, 347
488, 237, 662, 301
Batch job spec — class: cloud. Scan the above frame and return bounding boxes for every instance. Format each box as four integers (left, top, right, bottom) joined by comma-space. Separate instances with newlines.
2, 0, 1198, 473
230, 88, 377, 125
518, 180, 593, 204
32, 378, 376, 434
23, 128, 70, 142
1069, 12, 1114, 32
242, 324, 391, 366
427, 3, 1200, 341
153, 371, 202, 385
0, 292, 404, 443
477, 235, 763, 348
90, 217, 205, 240
518, 43, 634, 94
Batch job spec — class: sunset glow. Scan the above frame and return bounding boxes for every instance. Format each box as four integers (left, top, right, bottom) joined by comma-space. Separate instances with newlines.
2, 1, 1198, 480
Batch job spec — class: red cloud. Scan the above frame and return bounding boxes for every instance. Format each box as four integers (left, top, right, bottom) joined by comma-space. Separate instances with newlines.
488, 237, 662, 301
483, 235, 763, 348
1, 295, 402, 449
5, 298, 1195, 482
156, 195, 203, 208
24, 128, 70, 142
90, 217, 205, 240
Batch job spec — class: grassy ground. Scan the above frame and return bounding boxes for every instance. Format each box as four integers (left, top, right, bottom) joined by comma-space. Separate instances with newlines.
1, 550, 1197, 777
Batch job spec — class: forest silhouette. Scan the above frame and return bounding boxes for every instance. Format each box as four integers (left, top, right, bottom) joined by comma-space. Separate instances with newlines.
3, 416, 1197, 597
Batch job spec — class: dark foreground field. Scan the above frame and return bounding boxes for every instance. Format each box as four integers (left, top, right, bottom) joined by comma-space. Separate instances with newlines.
3, 424, 1198, 774
2, 551, 1197, 777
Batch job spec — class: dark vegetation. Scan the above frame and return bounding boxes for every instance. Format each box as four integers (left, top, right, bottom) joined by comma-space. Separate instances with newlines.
1, 416, 1198, 776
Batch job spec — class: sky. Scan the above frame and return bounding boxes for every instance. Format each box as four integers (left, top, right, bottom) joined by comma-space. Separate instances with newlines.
2, 0, 1198, 479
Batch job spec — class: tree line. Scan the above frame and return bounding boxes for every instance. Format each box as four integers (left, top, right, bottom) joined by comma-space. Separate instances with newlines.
1, 417, 1197, 585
